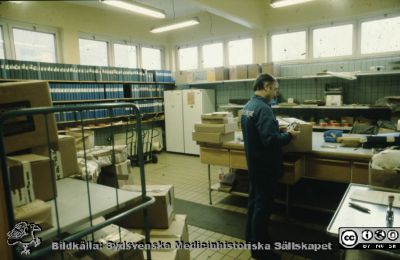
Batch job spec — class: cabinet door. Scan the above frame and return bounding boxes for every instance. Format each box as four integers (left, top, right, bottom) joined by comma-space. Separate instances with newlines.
183, 89, 203, 155
305, 157, 351, 182
351, 161, 369, 184
164, 90, 184, 153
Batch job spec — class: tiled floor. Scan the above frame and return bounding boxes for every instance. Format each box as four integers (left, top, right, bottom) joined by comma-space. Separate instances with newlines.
132, 152, 310, 260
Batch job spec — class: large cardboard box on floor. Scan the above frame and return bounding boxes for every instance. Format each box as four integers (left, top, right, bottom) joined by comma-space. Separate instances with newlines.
0, 81, 58, 154
132, 215, 190, 260
14, 199, 53, 230
194, 122, 237, 134
192, 132, 234, 144
7, 154, 57, 206
118, 185, 174, 229
146, 250, 178, 260
277, 117, 312, 152
88, 224, 144, 260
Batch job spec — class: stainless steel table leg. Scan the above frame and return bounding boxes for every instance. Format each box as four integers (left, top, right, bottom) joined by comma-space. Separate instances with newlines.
208, 164, 212, 205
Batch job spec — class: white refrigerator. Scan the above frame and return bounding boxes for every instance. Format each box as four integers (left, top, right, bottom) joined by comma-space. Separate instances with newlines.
164, 89, 215, 155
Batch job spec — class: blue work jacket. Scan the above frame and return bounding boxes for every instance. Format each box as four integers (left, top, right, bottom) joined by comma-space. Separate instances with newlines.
241, 95, 291, 179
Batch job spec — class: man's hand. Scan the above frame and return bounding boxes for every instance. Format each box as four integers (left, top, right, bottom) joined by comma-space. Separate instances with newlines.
288, 130, 300, 140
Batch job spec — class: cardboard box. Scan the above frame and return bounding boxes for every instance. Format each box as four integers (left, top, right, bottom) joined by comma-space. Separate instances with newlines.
131, 215, 190, 260
131, 214, 188, 242
194, 122, 237, 134
247, 64, 261, 79
206, 70, 216, 81
118, 185, 174, 229
56, 135, 80, 179
229, 65, 247, 80
8, 154, 57, 205
146, 251, 177, 260
175, 71, 193, 84
278, 118, 312, 152
369, 165, 400, 192
214, 67, 229, 81
0, 81, 58, 154
193, 70, 207, 81
261, 63, 280, 76
90, 224, 144, 260
192, 132, 235, 144
66, 130, 95, 151
14, 199, 53, 230
101, 160, 131, 181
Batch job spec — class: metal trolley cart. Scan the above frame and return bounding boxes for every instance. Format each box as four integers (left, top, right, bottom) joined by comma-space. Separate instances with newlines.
0, 103, 155, 259
127, 112, 163, 165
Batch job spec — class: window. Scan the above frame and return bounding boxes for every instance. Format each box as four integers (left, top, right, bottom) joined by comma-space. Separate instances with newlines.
141, 47, 162, 70
361, 16, 400, 54
0, 26, 4, 59
202, 43, 223, 68
13, 28, 56, 62
313, 24, 353, 58
79, 38, 108, 66
114, 43, 137, 68
228, 38, 252, 65
178, 46, 198, 70
271, 31, 306, 62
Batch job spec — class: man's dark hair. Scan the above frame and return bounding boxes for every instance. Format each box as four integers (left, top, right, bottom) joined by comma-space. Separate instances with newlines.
253, 73, 276, 91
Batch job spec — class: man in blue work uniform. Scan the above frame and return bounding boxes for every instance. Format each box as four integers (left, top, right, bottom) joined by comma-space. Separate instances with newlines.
241, 73, 298, 260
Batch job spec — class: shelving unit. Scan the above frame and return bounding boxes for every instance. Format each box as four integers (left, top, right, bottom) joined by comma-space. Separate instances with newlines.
176, 70, 400, 86
53, 97, 164, 104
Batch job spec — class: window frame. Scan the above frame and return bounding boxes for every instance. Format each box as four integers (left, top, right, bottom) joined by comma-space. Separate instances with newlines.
226, 37, 254, 66
201, 41, 224, 69
140, 44, 165, 70
9, 22, 61, 63
310, 21, 356, 61
358, 13, 400, 58
268, 27, 309, 64
78, 34, 111, 66
112, 41, 139, 69
176, 44, 199, 71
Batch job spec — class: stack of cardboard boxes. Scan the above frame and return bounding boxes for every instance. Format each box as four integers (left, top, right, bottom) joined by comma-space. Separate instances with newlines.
175, 63, 280, 84
0, 81, 80, 258
192, 112, 237, 144
102, 185, 190, 260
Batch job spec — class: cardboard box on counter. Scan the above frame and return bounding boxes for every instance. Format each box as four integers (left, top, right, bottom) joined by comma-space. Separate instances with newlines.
214, 67, 229, 81
194, 122, 237, 134
192, 132, 235, 144
247, 64, 261, 79
229, 65, 247, 80
175, 71, 193, 84
369, 165, 400, 192
278, 117, 312, 152
201, 112, 235, 124
14, 200, 53, 230
8, 154, 57, 206
0, 81, 58, 154
117, 185, 175, 229
261, 63, 280, 76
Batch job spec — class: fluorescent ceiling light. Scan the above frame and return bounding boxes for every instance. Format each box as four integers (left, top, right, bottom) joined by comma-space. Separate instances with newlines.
103, 0, 165, 19
270, 0, 315, 8
150, 18, 200, 33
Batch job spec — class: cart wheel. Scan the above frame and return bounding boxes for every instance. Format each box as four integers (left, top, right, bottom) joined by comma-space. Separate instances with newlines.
151, 154, 158, 163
